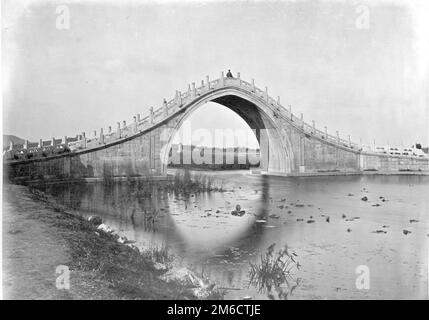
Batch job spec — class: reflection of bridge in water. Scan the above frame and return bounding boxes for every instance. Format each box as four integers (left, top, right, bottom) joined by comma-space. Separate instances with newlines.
38, 179, 271, 257
5, 72, 428, 182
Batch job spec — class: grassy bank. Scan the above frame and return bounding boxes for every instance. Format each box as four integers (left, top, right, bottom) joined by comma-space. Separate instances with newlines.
22, 187, 221, 300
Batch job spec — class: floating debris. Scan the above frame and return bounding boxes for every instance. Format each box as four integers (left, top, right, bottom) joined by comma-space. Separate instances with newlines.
346, 228, 352, 232
372, 204, 381, 207
295, 204, 305, 207
307, 220, 315, 224
296, 218, 304, 222
348, 193, 354, 196
361, 196, 368, 201
372, 230, 387, 234
345, 216, 360, 221
403, 230, 412, 235
231, 204, 245, 216
269, 214, 280, 219
326, 216, 330, 223
342, 214, 347, 219
277, 205, 284, 209
8, 229, 23, 234
409, 219, 419, 223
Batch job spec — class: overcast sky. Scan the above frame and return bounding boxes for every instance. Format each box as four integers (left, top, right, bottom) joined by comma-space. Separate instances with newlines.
3, 0, 429, 148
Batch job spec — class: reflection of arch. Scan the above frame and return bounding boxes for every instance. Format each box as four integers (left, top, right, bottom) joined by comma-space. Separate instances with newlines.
161, 87, 295, 175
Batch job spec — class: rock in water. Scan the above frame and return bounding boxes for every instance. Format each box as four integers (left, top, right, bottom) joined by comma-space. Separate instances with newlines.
231, 204, 245, 216
88, 215, 102, 226
97, 223, 113, 233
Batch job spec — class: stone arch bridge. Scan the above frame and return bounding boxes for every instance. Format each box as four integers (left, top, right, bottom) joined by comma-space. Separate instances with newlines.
5, 72, 428, 182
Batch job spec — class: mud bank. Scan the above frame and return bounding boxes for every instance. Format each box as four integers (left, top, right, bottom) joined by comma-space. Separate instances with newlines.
2, 184, 222, 300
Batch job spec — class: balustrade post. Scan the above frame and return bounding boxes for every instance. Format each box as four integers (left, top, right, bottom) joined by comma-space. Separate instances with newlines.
177, 91, 182, 106
23, 140, 28, 149
191, 82, 196, 97
206, 76, 210, 89
39, 139, 43, 148
312, 120, 315, 133
289, 105, 292, 120
348, 135, 351, 147
163, 99, 168, 117
251, 78, 255, 92
265, 87, 269, 102
220, 72, 224, 87
117, 122, 121, 139
150, 107, 154, 124
336, 131, 340, 144
81, 132, 86, 148
324, 126, 327, 138
9, 141, 13, 151
52, 137, 56, 147
64, 136, 68, 146
134, 115, 138, 132
108, 126, 112, 134
99, 129, 104, 144
300, 113, 304, 128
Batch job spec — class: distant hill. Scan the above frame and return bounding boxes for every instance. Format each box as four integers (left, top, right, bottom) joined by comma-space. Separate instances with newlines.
3, 134, 25, 150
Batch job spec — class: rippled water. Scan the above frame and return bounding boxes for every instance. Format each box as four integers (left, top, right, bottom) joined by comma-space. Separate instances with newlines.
36, 171, 429, 299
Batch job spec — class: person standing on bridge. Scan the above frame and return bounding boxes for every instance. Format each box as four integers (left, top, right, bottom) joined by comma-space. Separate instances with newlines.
226, 69, 233, 78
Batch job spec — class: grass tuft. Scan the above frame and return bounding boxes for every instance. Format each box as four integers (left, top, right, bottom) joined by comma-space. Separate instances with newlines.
248, 243, 300, 300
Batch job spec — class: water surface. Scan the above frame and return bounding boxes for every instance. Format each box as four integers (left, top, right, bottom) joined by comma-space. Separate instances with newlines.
37, 171, 429, 299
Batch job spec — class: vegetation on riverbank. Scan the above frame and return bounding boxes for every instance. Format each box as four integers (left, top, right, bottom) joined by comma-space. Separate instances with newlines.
26, 187, 223, 300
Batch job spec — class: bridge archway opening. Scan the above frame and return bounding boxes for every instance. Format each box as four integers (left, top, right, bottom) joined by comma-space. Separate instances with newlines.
162, 90, 293, 174
166, 101, 260, 171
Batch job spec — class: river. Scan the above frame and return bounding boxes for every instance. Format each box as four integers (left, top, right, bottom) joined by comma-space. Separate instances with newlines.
35, 170, 429, 299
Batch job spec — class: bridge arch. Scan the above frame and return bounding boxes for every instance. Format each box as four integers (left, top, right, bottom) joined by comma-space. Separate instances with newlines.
159, 86, 295, 174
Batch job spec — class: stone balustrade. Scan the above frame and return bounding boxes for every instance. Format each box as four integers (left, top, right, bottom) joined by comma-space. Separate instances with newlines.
4, 71, 422, 161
